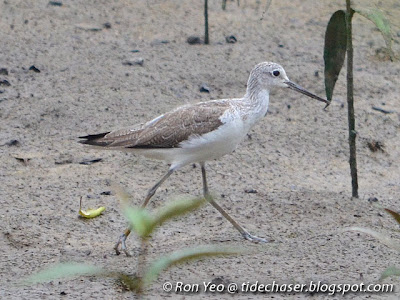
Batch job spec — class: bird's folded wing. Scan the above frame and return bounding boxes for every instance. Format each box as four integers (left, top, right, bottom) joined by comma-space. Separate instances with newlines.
81, 101, 231, 149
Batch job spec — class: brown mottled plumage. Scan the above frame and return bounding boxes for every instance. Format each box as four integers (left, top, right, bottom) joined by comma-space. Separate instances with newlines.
80, 101, 230, 149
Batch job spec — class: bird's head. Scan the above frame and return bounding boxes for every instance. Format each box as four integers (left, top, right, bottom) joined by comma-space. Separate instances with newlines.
248, 62, 330, 107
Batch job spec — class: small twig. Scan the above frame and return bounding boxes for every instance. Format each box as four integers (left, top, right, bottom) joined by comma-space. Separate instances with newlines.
260, 0, 272, 21
372, 106, 394, 114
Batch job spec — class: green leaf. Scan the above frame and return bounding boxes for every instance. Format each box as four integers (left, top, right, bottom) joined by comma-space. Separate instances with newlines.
146, 197, 206, 236
124, 207, 153, 238
124, 197, 205, 238
354, 8, 395, 61
384, 208, 400, 225
344, 227, 400, 252
324, 10, 348, 101
380, 266, 400, 281
22, 263, 105, 285
142, 245, 241, 287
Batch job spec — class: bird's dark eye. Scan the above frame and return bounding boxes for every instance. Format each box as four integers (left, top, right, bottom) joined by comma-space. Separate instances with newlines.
272, 70, 280, 77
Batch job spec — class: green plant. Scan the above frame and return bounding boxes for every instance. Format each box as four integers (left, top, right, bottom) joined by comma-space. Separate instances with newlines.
22, 196, 241, 295
344, 208, 400, 281
222, 0, 240, 10
323, 1, 395, 198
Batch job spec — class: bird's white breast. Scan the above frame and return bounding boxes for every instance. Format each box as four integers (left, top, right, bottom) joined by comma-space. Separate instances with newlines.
175, 92, 270, 167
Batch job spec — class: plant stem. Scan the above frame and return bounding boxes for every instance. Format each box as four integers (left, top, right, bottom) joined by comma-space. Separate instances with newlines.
137, 238, 148, 294
222, 0, 227, 10
345, 0, 358, 198
204, 0, 209, 44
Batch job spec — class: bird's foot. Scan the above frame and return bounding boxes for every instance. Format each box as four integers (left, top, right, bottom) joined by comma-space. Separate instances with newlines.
114, 232, 132, 257
242, 231, 269, 243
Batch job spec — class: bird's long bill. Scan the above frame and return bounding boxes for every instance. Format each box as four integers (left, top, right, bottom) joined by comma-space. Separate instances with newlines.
285, 81, 331, 108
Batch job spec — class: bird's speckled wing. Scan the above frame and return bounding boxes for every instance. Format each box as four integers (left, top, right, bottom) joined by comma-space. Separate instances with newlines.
80, 100, 232, 149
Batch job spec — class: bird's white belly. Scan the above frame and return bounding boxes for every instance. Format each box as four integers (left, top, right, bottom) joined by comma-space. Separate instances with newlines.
127, 122, 246, 169
161, 121, 242, 167
140, 118, 246, 169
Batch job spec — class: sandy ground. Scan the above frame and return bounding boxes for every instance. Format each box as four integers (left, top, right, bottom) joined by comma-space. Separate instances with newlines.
1, 0, 400, 299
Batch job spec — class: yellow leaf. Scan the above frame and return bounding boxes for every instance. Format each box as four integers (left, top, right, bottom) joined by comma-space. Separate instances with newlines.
79, 197, 106, 218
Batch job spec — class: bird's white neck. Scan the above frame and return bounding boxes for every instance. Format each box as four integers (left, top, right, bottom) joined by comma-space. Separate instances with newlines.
240, 88, 270, 129
244, 87, 270, 111
245, 74, 270, 107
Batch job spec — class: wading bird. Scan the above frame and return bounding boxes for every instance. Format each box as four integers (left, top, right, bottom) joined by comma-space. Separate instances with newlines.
80, 62, 329, 256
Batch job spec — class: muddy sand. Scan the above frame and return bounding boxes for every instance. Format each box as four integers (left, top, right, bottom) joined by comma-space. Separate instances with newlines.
1, 0, 400, 299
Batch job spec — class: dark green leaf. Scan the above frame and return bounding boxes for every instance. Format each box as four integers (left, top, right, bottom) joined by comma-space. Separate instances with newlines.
324, 10, 348, 101
380, 266, 400, 281
354, 8, 395, 61
142, 245, 241, 286
384, 208, 400, 225
22, 263, 105, 285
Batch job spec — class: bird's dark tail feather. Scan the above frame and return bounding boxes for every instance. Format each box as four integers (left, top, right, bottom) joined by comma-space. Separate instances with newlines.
79, 132, 111, 146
